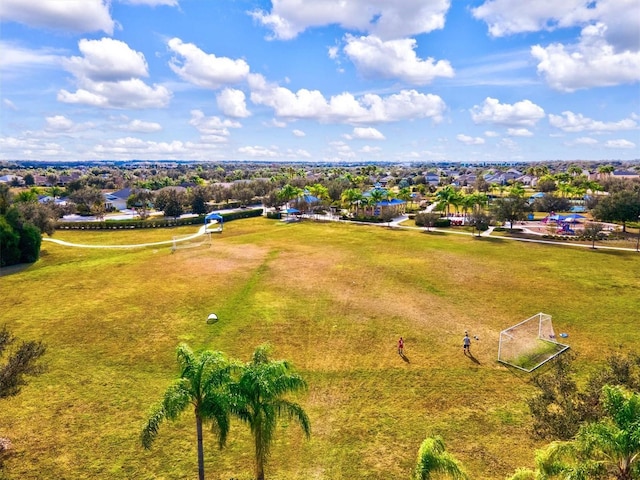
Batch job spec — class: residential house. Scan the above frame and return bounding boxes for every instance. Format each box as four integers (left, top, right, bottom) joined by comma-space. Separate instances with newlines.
103, 188, 133, 211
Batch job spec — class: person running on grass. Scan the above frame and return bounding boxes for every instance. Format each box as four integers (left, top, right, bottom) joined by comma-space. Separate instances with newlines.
398, 337, 404, 356
463, 332, 471, 354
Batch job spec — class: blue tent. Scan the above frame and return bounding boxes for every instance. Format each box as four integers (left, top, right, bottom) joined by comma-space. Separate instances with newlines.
205, 212, 224, 223
564, 213, 586, 222
205, 212, 224, 231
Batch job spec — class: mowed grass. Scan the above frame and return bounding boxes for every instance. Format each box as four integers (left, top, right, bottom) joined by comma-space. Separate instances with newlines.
1, 218, 639, 480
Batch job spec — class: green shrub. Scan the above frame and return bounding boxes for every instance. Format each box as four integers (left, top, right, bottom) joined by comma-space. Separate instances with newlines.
434, 218, 451, 227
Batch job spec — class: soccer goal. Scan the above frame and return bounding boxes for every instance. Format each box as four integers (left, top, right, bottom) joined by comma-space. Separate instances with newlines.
171, 232, 211, 253
497, 312, 569, 372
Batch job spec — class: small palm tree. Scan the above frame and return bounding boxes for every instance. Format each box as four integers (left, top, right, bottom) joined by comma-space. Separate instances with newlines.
141, 344, 234, 480
413, 436, 468, 480
341, 188, 363, 213
435, 186, 461, 216
277, 184, 303, 209
232, 345, 310, 480
368, 188, 387, 216
533, 385, 640, 480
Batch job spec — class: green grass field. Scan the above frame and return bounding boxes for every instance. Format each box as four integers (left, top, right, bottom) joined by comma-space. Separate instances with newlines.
1, 218, 639, 479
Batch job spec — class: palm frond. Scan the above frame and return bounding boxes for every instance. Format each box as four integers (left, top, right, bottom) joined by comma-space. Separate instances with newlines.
140, 405, 166, 449
413, 437, 468, 480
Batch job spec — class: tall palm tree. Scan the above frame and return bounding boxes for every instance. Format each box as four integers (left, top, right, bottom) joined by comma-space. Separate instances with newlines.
413, 436, 468, 480
232, 345, 310, 480
141, 344, 234, 480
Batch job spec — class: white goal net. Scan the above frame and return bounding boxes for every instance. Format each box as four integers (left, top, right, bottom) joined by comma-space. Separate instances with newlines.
497, 312, 569, 372
171, 232, 211, 252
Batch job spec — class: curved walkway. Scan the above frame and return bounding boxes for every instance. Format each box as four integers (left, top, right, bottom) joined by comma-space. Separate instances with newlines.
42, 225, 207, 249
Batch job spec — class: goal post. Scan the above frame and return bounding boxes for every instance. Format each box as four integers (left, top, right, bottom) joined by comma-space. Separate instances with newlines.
171, 232, 211, 252
498, 312, 569, 372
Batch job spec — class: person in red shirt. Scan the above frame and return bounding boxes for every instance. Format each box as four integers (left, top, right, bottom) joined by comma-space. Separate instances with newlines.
398, 337, 404, 355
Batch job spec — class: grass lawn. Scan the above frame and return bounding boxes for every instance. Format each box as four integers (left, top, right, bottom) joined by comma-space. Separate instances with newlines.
1, 218, 639, 479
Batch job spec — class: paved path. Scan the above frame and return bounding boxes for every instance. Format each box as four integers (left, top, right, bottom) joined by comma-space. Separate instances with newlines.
42, 225, 207, 249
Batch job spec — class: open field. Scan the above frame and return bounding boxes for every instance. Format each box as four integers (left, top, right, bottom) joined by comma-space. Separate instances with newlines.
1, 218, 639, 479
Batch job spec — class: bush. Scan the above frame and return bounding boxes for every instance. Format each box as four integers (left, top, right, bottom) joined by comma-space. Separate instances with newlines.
346, 215, 385, 224
266, 211, 282, 220
434, 218, 451, 227
18, 224, 41, 264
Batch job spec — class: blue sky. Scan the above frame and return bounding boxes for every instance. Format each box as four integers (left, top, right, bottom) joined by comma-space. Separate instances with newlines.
1, 0, 639, 163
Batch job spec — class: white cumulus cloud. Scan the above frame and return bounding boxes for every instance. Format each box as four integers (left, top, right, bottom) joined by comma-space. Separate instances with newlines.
45, 115, 74, 132
58, 78, 171, 109
189, 110, 241, 140
250, 0, 450, 40
292, 129, 306, 137
531, 23, 640, 91
351, 127, 386, 140
472, 0, 639, 49
123, 119, 163, 133
63, 38, 149, 82
0, 0, 114, 34
343, 35, 454, 85
248, 73, 446, 124
58, 38, 171, 109
217, 88, 251, 118
549, 111, 638, 132
168, 38, 250, 89
507, 128, 533, 137
456, 134, 485, 145
604, 139, 635, 149
471, 97, 545, 127
238, 145, 280, 158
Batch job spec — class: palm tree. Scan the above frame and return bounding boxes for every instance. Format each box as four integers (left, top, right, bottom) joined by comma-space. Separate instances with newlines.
413, 436, 468, 480
567, 165, 583, 177
341, 188, 363, 214
398, 187, 413, 209
277, 184, 303, 209
306, 183, 330, 214
141, 344, 234, 480
597, 164, 615, 176
232, 345, 310, 480
368, 188, 387, 216
534, 385, 640, 480
435, 185, 459, 216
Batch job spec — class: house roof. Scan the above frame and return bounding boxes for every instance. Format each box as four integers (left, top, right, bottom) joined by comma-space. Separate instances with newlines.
108, 188, 132, 200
